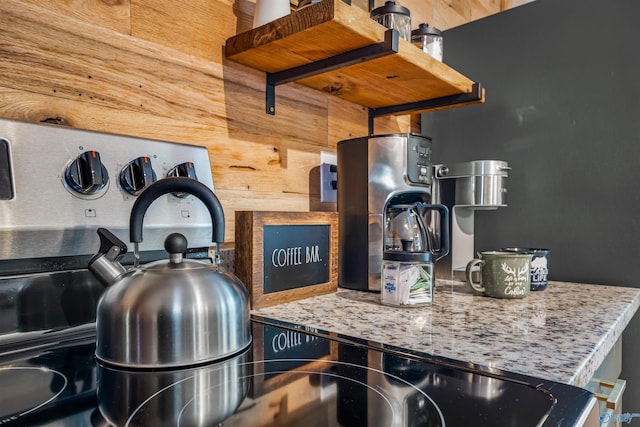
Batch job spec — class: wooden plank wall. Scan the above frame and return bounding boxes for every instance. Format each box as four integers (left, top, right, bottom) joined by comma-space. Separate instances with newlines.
0, 0, 509, 243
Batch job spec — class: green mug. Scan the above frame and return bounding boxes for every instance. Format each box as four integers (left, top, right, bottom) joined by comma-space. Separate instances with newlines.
465, 251, 532, 299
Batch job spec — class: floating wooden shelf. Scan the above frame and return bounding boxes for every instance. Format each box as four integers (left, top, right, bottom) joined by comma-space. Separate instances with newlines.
225, 0, 484, 131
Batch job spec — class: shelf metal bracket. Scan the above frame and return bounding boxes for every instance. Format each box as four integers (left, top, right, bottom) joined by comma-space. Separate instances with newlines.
367, 82, 484, 135
265, 29, 400, 115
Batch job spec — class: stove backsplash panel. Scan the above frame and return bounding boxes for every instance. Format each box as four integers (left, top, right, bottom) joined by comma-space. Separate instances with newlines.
0, 118, 216, 261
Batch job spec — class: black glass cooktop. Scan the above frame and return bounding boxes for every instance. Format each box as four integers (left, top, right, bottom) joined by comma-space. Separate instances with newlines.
0, 318, 593, 427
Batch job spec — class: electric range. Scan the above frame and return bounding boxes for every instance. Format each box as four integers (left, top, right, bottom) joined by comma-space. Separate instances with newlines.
0, 311, 597, 427
0, 118, 598, 426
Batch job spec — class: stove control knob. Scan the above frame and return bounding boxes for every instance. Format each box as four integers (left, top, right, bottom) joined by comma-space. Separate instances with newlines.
120, 156, 157, 196
167, 162, 198, 180
167, 162, 198, 198
64, 150, 109, 195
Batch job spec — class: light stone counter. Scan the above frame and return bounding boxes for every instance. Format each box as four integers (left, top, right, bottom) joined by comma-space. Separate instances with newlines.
253, 280, 640, 388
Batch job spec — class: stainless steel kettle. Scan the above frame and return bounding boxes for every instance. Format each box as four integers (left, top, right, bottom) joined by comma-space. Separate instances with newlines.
89, 177, 251, 369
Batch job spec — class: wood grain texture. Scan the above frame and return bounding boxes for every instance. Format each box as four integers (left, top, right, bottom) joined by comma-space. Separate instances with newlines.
435, 0, 507, 29
225, 0, 484, 111
0, 1, 341, 242
0, 0, 512, 245
235, 211, 338, 309
18, 0, 132, 34
131, 0, 248, 64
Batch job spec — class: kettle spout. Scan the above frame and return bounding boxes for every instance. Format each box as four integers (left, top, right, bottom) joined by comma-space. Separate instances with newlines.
89, 228, 128, 286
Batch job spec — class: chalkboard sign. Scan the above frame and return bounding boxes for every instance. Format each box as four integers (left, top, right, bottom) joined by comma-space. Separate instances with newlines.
235, 211, 338, 309
263, 225, 330, 294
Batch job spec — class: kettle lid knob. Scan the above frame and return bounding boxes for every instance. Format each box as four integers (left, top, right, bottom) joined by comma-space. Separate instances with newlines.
165, 233, 188, 264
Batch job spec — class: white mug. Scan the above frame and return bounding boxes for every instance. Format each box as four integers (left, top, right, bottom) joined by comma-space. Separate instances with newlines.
253, 0, 291, 28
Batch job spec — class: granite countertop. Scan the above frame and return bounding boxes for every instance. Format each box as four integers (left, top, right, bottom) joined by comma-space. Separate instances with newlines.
253, 280, 640, 388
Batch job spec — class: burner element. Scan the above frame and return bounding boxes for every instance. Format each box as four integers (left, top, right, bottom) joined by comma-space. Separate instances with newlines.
98, 356, 446, 427
97, 348, 251, 427
0, 366, 67, 423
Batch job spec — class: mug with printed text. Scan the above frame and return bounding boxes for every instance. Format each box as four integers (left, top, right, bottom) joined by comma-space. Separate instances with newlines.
502, 248, 550, 291
466, 251, 532, 299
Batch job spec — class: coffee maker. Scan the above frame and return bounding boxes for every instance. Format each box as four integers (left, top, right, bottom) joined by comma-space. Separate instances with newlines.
337, 134, 447, 291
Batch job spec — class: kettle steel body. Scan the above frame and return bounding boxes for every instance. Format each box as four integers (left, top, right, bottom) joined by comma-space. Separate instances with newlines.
89, 177, 251, 369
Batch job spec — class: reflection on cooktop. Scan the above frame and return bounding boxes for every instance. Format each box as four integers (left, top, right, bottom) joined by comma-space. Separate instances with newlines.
0, 342, 97, 426
0, 319, 592, 427
94, 341, 447, 427
0, 366, 67, 419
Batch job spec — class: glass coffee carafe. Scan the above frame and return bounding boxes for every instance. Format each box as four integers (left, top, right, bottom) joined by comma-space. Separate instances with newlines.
385, 204, 431, 253
382, 202, 449, 307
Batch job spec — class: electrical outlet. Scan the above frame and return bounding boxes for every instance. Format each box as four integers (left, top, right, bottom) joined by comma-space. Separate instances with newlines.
320, 162, 337, 203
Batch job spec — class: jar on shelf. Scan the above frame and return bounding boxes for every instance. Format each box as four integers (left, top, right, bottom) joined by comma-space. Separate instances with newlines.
370, 1, 412, 42
411, 23, 443, 61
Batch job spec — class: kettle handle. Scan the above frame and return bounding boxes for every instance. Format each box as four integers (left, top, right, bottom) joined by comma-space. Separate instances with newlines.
130, 177, 225, 244
415, 203, 450, 262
